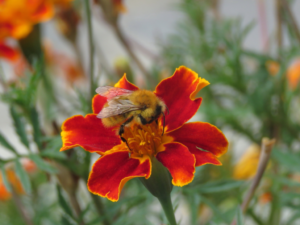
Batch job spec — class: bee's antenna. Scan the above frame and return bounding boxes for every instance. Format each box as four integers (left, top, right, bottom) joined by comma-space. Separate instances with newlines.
161, 111, 165, 136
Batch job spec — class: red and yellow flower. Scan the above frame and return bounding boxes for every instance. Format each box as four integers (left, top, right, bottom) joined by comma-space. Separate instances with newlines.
60, 66, 228, 202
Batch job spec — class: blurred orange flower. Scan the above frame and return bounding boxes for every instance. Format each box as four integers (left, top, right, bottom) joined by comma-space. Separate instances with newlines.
113, 0, 127, 13
233, 144, 260, 180
266, 60, 280, 76
0, 175, 11, 201
287, 58, 300, 90
44, 42, 85, 83
0, 0, 73, 40
0, 41, 20, 61
259, 192, 272, 205
0, 169, 24, 201
0, 159, 37, 201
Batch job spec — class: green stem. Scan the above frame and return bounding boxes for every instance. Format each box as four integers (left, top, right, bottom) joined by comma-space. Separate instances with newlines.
11, 189, 35, 225
19, 24, 43, 65
158, 194, 177, 225
90, 193, 111, 225
139, 157, 176, 225
84, 0, 95, 108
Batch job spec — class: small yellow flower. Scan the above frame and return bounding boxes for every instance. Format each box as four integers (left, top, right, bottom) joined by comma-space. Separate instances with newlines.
233, 144, 260, 180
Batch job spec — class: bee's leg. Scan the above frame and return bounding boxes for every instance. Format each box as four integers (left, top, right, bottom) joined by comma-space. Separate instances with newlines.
161, 111, 166, 136
119, 116, 134, 150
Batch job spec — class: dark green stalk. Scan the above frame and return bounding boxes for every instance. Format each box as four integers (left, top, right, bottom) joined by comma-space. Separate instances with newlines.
89, 193, 111, 225
19, 24, 43, 65
247, 208, 265, 225
268, 193, 281, 225
84, 0, 95, 108
158, 195, 177, 225
11, 189, 35, 225
139, 157, 176, 225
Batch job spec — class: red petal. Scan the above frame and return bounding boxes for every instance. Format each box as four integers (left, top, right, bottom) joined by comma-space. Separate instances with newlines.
0, 42, 20, 61
115, 74, 139, 90
154, 66, 209, 132
92, 94, 107, 114
60, 114, 121, 153
168, 122, 228, 166
156, 142, 195, 186
88, 151, 151, 202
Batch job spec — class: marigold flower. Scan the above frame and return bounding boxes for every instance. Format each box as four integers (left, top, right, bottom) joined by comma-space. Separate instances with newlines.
44, 42, 85, 83
112, 0, 127, 13
0, 159, 36, 201
0, 0, 73, 40
259, 192, 272, 205
0, 175, 11, 201
233, 144, 260, 180
60, 66, 228, 202
266, 60, 280, 76
287, 58, 300, 90
0, 41, 20, 61
0, 169, 25, 200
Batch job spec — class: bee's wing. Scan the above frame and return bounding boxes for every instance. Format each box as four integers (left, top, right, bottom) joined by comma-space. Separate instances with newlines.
96, 86, 134, 100
97, 99, 141, 118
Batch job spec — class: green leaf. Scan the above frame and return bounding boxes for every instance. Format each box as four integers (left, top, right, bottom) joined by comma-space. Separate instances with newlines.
271, 176, 300, 188
236, 206, 243, 225
272, 149, 300, 173
199, 196, 231, 224
29, 154, 57, 174
286, 212, 300, 225
0, 132, 18, 155
60, 215, 76, 225
0, 166, 12, 192
15, 159, 31, 194
56, 185, 74, 219
40, 136, 66, 160
40, 148, 66, 160
77, 204, 91, 224
187, 180, 243, 194
10, 106, 30, 149
29, 107, 42, 150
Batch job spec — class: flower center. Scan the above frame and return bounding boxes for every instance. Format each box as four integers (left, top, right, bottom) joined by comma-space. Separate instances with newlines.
122, 122, 163, 157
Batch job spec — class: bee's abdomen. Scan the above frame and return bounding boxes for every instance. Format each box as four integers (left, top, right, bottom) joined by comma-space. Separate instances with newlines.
101, 114, 128, 127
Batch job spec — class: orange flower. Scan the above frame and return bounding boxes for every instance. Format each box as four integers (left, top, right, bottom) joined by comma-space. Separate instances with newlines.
0, 169, 25, 200
259, 192, 272, 205
0, 41, 20, 61
112, 0, 127, 13
0, 159, 36, 201
21, 158, 37, 173
233, 144, 260, 180
44, 42, 85, 83
266, 60, 280, 76
287, 58, 300, 90
0, 175, 11, 201
60, 66, 228, 201
0, 0, 73, 40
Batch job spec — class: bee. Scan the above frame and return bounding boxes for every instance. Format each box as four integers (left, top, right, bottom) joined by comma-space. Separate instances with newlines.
96, 86, 168, 146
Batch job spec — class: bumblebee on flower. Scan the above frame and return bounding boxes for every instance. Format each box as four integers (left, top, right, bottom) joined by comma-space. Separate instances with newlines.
60, 66, 228, 202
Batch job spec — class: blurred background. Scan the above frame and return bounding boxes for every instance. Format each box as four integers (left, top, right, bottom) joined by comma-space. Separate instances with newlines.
0, 0, 300, 224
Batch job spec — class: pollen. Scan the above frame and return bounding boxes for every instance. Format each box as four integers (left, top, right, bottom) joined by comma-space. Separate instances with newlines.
122, 122, 163, 158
